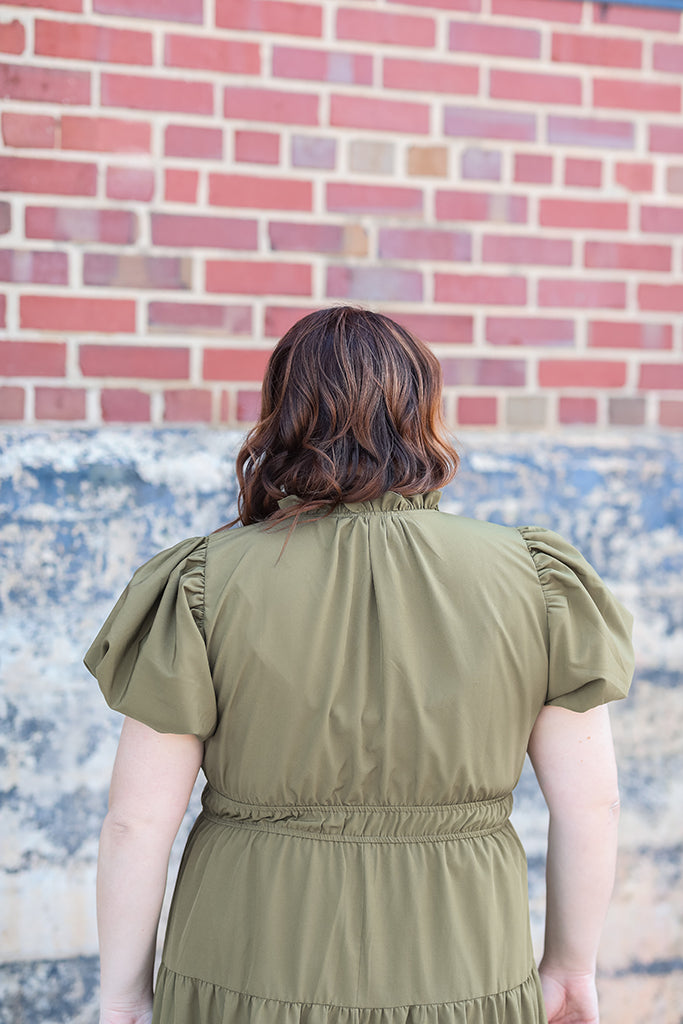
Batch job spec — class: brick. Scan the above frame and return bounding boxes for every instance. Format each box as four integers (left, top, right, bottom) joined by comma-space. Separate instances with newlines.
0, 249, 68, 285
164, 388, 212, 422
435, 273, 525, 306
210, 174, 311, 211
445, 105, 535, 142
291, 135, 336, 170
505, 395, 547, 427
514, 153, 552, 184
21, 295, 136, 332
327, 183, 422, 215
407, 146, 448, 177
101, 73, 213, 114
165, 169, 197, 202
0, 293, 4, 323
236, 389, 261, 422
35, 386, 85, 420
552, 32, 641, 69
204, 347, 270, 381
379, 228, 471, 262
482, 234, 572, 266
101, 388, 150, 422
548, 115, 633, 150
331, 94, 429, 135
106, 166, 154, 201
436, 190, 527, 224
0, 340, 66, 377
391, 0, 481, 9
589, 321, 672, 351
61, 115, 151, 154
609, 397, 645, 426
235, 130, 279, 165
449, 20, 539, 58
148, 301, 252, 334
461, 148, 500, 181
94, 0, 203, 22
337, 7, 435, 48
216, 0, 322, 37
383, 57, 478, 95
440, 358, 526, 387
81, 344, 189, 379
593, 78, 681, 114
639, 364, 683, 390
206, 260, 311, 296
638, 285, 683, 313
165, 124, 222, 160
564, 157, 602, 188
640, 205, 683, 234
592, 3, 680, 32
659, 400, 683, 427
0, 387, 25, 420
585, 242, 671, 273
327, 266, 422, 302
349, 140, 394, 176
539, 360, 626, 388
152, 213, 257, 250
26, 205, 136, 244
491, 69, 581, 105
384, 311, 473, 346
84, 253, 191, 290
273, 45, 372, 85
559, 397, 597, 424
224, 86, 318, 126
264, 305, 319, 338
491, 0, 580, 21
165, 33, 259, 72
0, 62, 90, 105
269, 221, 367, 257
0, 204, 6, 232
6, 0, 81, 9
653, 43, 683, 75
2, 112, 56, 148
666, 167, 683, 194
34, 18, 152, 63
0, 20, 25, 54
615, 162, 653, 193
486, 316, 573, 347
0, 156, 96, 196
457, 396, 497, 425
539, 279, 626, 310
540, 198, 628, 230
649, 125, 683, 154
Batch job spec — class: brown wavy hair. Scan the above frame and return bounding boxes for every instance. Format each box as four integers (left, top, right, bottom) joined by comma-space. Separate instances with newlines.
233, 306, 459, 525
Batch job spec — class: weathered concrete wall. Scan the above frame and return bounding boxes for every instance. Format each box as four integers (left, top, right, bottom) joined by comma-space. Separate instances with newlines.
1, 428, 681, 1023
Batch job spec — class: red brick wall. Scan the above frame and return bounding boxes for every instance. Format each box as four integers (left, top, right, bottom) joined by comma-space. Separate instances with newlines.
1, 0, 682, 430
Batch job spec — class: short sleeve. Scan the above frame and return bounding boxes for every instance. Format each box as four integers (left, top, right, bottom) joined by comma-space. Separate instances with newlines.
84, 536, 217, 741
518, 526, 635, 712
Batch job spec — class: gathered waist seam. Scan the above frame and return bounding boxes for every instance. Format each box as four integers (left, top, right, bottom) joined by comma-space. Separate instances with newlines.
200, 810, 512, 844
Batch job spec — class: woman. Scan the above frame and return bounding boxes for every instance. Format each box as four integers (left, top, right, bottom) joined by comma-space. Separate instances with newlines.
86, 306, 634, 1024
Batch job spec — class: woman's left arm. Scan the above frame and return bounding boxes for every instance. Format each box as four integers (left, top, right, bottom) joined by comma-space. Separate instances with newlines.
97, 716, 203, 1024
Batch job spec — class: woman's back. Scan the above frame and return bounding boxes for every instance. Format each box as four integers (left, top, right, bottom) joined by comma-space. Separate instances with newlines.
90, 489, 632, 1022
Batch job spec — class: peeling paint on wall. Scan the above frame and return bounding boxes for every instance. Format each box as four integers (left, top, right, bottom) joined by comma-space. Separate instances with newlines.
1, 429, 682, 1023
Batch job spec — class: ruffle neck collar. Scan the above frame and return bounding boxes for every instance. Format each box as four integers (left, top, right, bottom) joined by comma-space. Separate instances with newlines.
277, 490, 442, 514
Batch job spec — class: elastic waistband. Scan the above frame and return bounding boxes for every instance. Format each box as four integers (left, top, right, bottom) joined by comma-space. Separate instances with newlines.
200, 787, 513, 843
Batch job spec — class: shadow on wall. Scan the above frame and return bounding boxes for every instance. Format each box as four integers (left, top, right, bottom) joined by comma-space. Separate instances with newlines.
0, 428, 682, 1024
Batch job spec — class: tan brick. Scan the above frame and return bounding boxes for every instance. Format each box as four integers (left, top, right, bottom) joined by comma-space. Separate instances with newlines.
407, 145, 448, 177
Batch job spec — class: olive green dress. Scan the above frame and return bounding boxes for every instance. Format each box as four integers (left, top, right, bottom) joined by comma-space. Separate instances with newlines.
85, 491, 634, 1024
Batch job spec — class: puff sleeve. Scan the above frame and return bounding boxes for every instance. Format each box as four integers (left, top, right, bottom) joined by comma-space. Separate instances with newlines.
518, 527, 635, 712
84, 536, 217, 741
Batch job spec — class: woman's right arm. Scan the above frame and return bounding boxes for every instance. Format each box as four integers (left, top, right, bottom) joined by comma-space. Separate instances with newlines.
527, 703, 621, 1024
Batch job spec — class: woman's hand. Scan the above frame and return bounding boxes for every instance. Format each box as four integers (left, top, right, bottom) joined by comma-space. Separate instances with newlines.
539, 967, 599, 1024
100, 1004, 153, 1024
